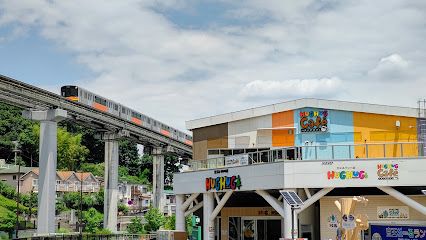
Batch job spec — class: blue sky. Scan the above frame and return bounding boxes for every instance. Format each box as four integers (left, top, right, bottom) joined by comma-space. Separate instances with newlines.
0, 0, 425, 130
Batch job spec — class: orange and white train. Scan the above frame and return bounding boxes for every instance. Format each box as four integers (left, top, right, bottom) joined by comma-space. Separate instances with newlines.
61, 85, 193, 146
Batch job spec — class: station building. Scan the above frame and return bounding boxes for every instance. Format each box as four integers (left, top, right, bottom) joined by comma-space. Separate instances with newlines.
174, 99, 426, 240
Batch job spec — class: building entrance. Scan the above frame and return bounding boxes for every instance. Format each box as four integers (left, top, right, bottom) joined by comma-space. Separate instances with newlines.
240, 217, 282, 240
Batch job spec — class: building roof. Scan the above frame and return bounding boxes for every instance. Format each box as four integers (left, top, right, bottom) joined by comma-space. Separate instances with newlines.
57, 171, 75, 181
75, 172, 93, 181
20, 168, 97, 182
186, 98, 420, 130
0, 164, 32, 174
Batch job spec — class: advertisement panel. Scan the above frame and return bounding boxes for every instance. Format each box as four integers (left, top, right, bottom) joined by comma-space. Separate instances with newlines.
371, 225, 426, 240
225, 154, 249, 167
377, 206, 409, 220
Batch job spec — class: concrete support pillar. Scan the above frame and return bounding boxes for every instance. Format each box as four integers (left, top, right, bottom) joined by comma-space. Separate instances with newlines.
203, 192, 215, 240
152, 146, 165, 209
176, 194, 186, 231
23, 109, 67, 235
103, 133, 119, 232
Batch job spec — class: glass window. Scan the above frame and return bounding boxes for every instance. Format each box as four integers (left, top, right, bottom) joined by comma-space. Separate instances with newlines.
32, 179, 38, 186
13, 175, 16, 180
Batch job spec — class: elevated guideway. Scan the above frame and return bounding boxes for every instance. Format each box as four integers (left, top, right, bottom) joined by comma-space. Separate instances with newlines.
0, 74, 192, 154
0, 74, 191, 234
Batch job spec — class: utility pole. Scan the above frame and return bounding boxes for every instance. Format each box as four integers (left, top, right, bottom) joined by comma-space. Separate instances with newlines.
12, 141, 21, 238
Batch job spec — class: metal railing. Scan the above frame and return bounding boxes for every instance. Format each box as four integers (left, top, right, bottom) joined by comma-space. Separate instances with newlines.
15, 233, 156, 240
188, 142, 425, 171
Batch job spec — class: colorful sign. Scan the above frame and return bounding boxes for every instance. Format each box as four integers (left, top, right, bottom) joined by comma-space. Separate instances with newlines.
377, 206, 409, 220
225, 154, 249, 167
299, 109, 328, 133
327, 214, 339, 230
371, 225, 426, 240
377, 163, 399, 180
205, 175, 242, 191
327, 166, 368, 180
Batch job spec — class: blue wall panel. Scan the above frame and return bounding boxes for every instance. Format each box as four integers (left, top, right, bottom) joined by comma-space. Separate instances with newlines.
294, 108, 354, 160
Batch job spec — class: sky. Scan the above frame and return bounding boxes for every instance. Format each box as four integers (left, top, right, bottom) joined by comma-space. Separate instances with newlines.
0, 0, 425, 132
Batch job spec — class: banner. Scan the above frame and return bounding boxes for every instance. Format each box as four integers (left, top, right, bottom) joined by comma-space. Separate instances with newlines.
377, 206, 409, 220
225, 154, 249, 167
371, 225, 426, 240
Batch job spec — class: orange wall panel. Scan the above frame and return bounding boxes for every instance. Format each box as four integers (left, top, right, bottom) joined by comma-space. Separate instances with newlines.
272, 110, 294, 147
353, 112, 418, 158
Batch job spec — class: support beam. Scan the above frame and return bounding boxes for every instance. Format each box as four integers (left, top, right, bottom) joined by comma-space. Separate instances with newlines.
23, 109, 66, 235
203, 193, 214, 240
256, 190, 285, 217
182, 193, 200, 210
304, 188, 312, 199
210, 191, 232, 221
152, 146, 165, 209
214, 192, 220, 204
185, 201, 203, 217
103, 133, 120, 232
378, 186, 426, 216
176, 194, 185, 231
295, 188, 334, 214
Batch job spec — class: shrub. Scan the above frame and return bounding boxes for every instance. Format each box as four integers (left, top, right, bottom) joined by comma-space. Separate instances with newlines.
127, 217, 145, 234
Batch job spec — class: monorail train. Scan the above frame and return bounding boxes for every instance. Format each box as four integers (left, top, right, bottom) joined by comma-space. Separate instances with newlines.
60, 85, 193, 146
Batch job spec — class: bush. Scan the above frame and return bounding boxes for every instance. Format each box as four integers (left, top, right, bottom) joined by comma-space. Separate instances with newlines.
82, 208, 103, 233
118, 203, 129, 215
164, 215, 175, 230
57, 227, 71, 233
95, 228, 112, 235
143, 207, 165, 232
127, 217, 145, 234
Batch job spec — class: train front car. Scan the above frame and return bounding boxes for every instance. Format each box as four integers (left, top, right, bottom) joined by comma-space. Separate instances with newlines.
61, 85, 80, 102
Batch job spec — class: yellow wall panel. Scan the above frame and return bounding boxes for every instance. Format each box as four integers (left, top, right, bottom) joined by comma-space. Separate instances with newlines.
353, 112, 418, 158
272, 110, 294, 147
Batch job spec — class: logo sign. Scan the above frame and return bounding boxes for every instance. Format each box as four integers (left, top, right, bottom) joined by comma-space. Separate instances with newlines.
327, 214, 338, 230
371, 225, 426, 240
327, 167, 368, 180
205, 175, 242, 191
341, 214, 356, 230
225, 154, 249, 167
377, 164, 399, 180
300, 109, 328, 133
377, 206, 409, 220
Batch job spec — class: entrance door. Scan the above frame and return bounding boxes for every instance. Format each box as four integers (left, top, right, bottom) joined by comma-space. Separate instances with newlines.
242, 219, 256, 240
241, 218, 281, 240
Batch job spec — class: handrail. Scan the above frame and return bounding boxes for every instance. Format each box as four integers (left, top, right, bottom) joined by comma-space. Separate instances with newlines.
187, 142, 425, 171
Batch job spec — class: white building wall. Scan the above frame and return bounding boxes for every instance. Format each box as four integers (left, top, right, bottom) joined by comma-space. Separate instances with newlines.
228, 115, 272, 149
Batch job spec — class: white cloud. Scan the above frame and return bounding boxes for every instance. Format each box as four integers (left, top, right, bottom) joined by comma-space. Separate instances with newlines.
368, 54, 410, 81
0, 0, 425, 130
240, 77, 343, 99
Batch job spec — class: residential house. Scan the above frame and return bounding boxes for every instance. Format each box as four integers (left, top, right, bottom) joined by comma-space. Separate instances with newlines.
0, 161, 32, 191
118, 182, 152, 212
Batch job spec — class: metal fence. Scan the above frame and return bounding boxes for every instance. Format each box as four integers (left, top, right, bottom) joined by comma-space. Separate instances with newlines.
14, 234, 156, 240
188, 142, 425, 171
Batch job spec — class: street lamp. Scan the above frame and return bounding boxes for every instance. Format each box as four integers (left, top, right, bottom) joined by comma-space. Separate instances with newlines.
280, 190, 304, 240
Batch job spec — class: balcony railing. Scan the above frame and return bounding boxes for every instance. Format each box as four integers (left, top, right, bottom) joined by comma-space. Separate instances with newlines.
188, 142, 425, 171
32, 183, 101, 192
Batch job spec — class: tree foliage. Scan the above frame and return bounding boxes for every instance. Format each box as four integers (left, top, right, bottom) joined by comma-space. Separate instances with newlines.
143, 207, 165, 232
80, 163, 104, 177
127, 217, 145, 234
82, 207, 103, 233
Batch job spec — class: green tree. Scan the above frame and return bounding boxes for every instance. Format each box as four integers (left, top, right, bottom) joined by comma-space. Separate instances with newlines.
0, 212, 17, 238
127, 217, 145, 234
119, 139, 140, 176
164, 214, 175, 230
80, 163, 104, 177
143, 207, 165, 232
82, 208, 103, 233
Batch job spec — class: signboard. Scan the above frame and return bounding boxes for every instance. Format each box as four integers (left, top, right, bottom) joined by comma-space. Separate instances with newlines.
377, 163, 399, 180
377, 206, 409, 220
327, 214, 339, 230
205, 175, 242, 191
371, 225, 426, 240
299, 109, 328, 133
326, 163, 368, 181
225, 154, 249, 167
341, 214, 356, 230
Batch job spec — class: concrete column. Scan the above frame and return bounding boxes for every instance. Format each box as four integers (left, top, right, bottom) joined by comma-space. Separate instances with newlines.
203, 192, 215, 240
23, 109, 67, 235
152, 146, 165, 209
176, 194, 186, 231
103, 133, 119, 232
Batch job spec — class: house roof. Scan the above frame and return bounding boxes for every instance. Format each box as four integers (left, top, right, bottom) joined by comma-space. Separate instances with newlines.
57, 171, 75, 181
186, 98, 420, 130
75, 172, 93, 181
